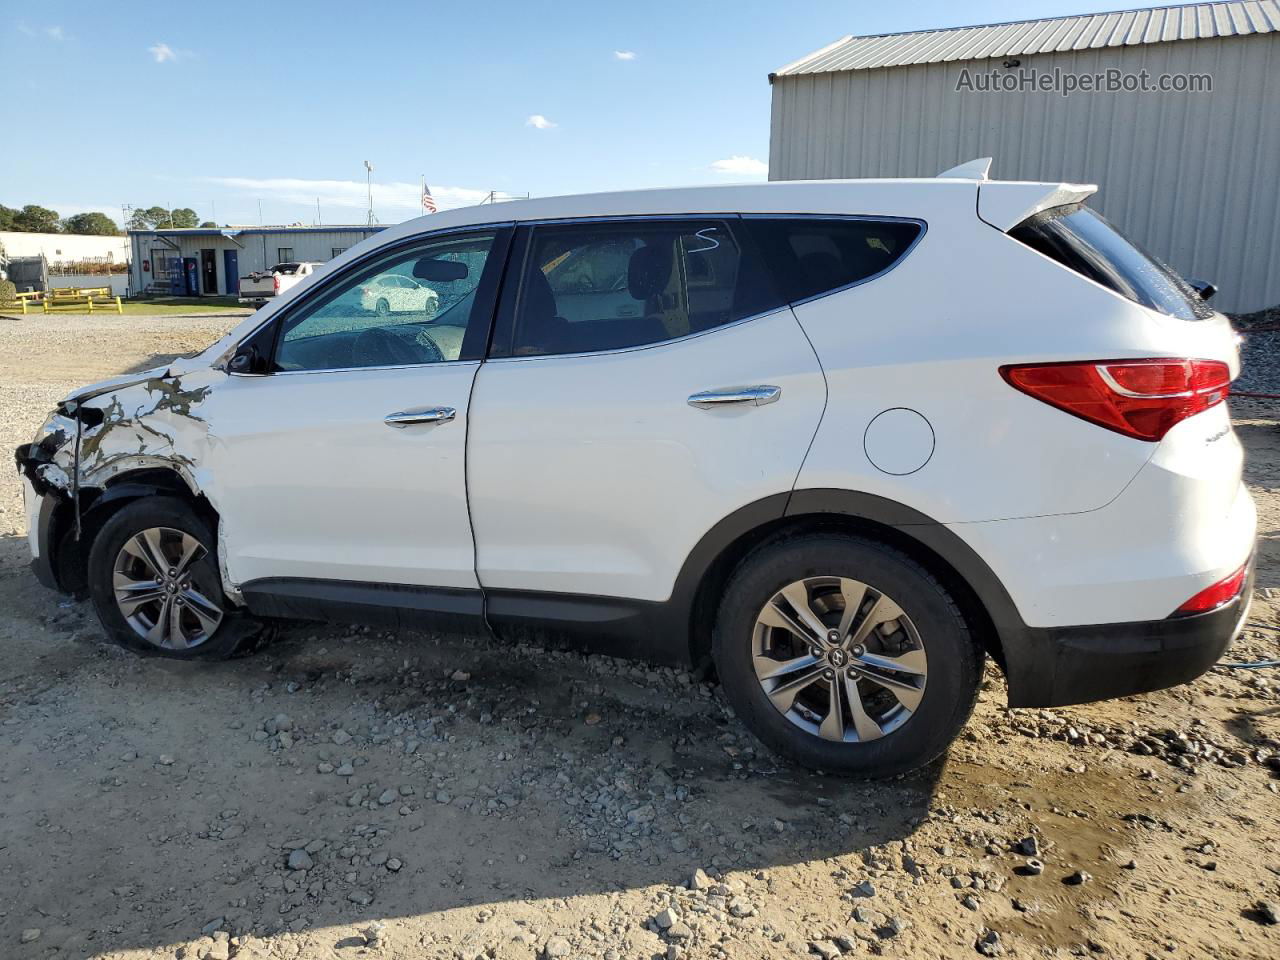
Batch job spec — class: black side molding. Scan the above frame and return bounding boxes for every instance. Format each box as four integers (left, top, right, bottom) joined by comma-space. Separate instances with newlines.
241, 578, 485, 633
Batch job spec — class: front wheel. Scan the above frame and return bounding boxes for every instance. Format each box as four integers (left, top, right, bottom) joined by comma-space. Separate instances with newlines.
375, 298, 391, 316
87, 497, 260, 659
713, 533, 983, 778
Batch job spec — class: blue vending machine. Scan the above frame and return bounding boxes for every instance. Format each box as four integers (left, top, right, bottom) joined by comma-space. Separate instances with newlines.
183, 257, 199, 295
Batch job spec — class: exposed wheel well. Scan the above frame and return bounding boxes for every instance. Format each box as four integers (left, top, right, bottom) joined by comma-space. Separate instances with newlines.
51, 469, 220, 595
686, 512, 1004, 675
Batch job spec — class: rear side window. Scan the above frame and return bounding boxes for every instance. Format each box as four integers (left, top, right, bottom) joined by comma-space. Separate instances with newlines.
1009, 204, 1212, 320
744, 217, 924, 304
504, 219, 782, 357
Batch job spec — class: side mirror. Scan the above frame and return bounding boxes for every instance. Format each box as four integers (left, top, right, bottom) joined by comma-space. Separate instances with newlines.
228, 343, 261, 375
1187, 277, 1217, 301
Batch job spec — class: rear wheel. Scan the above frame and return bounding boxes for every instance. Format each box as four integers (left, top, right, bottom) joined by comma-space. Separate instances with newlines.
87, 498, 260, 659
375, 298, 391, 316
713, 533, 982, 777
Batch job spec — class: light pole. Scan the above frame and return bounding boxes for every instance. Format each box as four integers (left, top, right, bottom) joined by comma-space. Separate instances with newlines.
364, 160, 376, 225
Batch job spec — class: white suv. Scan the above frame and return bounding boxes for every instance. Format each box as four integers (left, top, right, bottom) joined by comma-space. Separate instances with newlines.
16, 163, 1255, 777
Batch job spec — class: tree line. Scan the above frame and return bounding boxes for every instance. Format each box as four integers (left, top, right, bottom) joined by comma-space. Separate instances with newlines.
0, 204, 217, 236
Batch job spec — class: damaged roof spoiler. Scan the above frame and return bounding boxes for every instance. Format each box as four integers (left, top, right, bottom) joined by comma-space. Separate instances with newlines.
937, 157, 1097, 232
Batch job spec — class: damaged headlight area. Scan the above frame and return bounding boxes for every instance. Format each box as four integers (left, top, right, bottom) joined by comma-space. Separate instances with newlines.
15, 409, 84, 496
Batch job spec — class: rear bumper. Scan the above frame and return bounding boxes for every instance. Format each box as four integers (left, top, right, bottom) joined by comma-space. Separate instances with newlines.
1005, 554, 1254, 707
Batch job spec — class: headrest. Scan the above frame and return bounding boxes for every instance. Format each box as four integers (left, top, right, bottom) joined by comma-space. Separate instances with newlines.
628, 244, 673, 300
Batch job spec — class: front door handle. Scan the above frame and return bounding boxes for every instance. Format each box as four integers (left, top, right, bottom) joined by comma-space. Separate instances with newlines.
688, 385, 781, 409
384, 406, 456, 428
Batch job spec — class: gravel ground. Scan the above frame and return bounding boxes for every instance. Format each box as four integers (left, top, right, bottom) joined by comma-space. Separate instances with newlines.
0, 315, 1278, 960
1231, 306, 1280, 396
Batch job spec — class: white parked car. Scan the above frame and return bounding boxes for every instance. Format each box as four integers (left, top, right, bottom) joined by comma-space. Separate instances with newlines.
16, 162, 1254, 777
356, 272, 440, 316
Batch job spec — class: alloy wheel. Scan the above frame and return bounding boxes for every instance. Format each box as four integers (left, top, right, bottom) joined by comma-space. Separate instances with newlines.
111, 527, 224, 650
752, 576, 927, 742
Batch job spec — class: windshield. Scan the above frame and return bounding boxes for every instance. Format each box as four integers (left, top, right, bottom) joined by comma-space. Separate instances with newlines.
1009, 204, 1213, 321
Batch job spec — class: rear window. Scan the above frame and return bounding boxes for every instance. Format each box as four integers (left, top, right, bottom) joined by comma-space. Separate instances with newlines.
744, 217, 924, 304
274, 262, 302, 275
1009, 204, 1212, 321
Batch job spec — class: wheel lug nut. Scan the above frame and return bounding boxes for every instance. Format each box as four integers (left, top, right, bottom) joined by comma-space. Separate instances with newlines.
823, 669, 834, 680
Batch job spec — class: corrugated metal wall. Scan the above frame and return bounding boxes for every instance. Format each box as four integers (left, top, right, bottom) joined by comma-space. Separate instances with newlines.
769, 34, 1280, 312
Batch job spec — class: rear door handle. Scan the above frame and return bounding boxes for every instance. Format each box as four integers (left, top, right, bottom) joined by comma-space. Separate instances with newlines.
384, 406, 456, 428
687, 385, 781, 409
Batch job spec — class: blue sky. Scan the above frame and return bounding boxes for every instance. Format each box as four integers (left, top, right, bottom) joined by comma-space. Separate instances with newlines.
3, 0, 1146, 227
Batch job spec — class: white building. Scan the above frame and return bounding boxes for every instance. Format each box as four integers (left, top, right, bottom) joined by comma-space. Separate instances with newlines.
768, 1, 1280, 312
0, 231, 130, 266
127, 225, 384, 297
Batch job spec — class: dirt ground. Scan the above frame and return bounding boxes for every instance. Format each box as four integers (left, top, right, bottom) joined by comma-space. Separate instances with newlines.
1, 315, 1277, 960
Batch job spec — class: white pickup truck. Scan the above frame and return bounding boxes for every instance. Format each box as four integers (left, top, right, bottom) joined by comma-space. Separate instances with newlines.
238, 261, 322, 306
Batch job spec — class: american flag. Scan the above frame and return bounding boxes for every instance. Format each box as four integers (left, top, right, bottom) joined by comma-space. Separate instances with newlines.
421, 181, 438, 214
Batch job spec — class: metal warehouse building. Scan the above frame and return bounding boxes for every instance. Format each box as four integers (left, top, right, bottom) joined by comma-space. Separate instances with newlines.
127, 225, 384, 297
768, 0, 1280, 312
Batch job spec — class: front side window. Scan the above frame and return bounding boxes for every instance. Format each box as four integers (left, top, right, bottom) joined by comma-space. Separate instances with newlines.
274, 231, 499, 371
506, 219, 779, 357
744, 217, 924, 304
1009, 204, 1212, 321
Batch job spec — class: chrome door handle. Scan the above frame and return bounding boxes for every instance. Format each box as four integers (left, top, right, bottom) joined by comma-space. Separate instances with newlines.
687, 385, 781, 409
384, 406, 456, 428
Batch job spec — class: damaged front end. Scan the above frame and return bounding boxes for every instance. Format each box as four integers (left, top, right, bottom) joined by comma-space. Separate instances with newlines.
15, 366, 225, 597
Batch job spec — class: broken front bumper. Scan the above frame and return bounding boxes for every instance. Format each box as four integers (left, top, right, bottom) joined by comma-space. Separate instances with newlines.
18, 451, 62, 591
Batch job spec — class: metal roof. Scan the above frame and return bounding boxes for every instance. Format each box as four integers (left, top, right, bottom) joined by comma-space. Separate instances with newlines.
128, 225, 383, 237
773, 1, 1280, 76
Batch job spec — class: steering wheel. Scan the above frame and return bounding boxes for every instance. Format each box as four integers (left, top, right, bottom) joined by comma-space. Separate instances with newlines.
352, 326, 442, 367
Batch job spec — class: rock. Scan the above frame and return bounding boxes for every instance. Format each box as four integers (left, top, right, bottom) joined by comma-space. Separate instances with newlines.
1255, 900, 1279, 925
666, 922, 694, 941
451, 670, 471, 682
20, 929, 41, 943
543, 936, 571, 958
1021, 858, 1044, 876
336, 762, 354, 777
688, 868, 712, 890
728, 897, 755, 918
332, 730, 352, 745
208, 933, 231, 960
879, 916, 906, 939
1063, 869, 1092, 886
654, 907, 680, 929
976, 929, 1004, 957
201, 917, 225, 935
810, 940, 841, 960
627, 804, 656, 824
158, 754, 175, 766
221, 824, 245, 840
378, 788, 397, 805
387, 858, 403, 872
850, 879, 876, 898
317, 762, 334, 774
852, 907, 871, 924
363, 922, 385, 948
666, 946, 685, 960
287, 849, 313, 871
264, 714, 292, 735
347, 889, 373, 906
1014, 836, 1039, 857
962, 894, 980, 910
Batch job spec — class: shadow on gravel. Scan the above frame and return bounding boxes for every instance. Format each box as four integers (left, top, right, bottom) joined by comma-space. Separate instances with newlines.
0, 537, 944, 956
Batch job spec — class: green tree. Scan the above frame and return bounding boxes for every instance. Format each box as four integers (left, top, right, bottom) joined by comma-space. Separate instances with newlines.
12, 205, 61, 233
0, 204, 16, 231
199, 220, 218, 228
170, 207, 199, 228
62, 212, 122, 236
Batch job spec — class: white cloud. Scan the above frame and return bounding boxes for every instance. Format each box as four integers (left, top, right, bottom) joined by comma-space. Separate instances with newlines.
710, 155, 768, 177
149, 42, 178, 63
614, 50, 637, 61
46, 26, 65, 40
203, 176, 493, 216
526, 114, 556, 130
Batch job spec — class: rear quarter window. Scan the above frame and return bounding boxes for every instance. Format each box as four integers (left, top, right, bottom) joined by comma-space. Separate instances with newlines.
1008, 204, 1213, 321
744, 217, 924, 304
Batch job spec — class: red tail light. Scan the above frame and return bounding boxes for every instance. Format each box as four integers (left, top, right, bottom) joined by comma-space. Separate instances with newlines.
273, 274, 281, 293
1174, 562, 1248, 616
999, 358, 1230, 441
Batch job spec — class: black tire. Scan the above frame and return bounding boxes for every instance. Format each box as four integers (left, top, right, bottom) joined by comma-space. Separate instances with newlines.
86, 497, 261, 660
712, 533, 983, 778
375, 298, 391, 316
